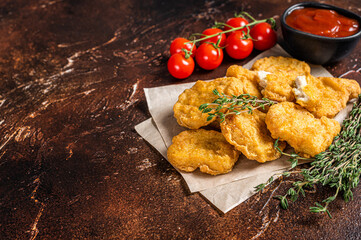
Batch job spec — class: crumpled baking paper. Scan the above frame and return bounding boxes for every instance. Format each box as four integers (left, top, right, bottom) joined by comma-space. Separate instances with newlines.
135, 44, 349, 213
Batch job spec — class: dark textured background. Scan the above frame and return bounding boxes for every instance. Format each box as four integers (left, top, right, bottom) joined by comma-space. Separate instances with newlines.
1, 0, 361, 239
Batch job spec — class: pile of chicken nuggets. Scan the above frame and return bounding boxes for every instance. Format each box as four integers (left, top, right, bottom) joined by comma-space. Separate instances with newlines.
167, 56, 361, 175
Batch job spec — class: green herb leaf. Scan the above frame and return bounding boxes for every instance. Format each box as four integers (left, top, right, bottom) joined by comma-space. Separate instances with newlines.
199, 90, 277, 122
256, 95, 361, 218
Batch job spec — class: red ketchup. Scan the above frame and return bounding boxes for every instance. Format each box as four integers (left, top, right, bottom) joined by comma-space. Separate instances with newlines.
286, 7, 359, 37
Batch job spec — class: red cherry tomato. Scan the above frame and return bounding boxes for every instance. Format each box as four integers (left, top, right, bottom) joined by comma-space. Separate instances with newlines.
195, 43, 223, 70
250, 22, 277, 51
225, 31, 253, 59
167, 53, 195, 79
200, 28, 227, 47
224, 17, 249, 36
170, 38, 196, 57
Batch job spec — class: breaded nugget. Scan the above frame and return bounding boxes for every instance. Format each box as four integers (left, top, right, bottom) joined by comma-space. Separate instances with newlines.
255, 71, 296, 102
251, 56, 311, 78
226, 65, 257, 83
220, 109, 286, 163
293, 74, 361, 118
173, 77, 261, 129
265, 102, 341, 158
251, 57, 311, 102
335, 77, 361, 100
167, 129, 240, 175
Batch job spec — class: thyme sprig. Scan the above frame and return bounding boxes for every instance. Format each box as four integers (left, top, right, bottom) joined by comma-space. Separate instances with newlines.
200, 90, 361, 218
273, 139, 310, 169
199, 89, 277, 122
255, 95, 361, 218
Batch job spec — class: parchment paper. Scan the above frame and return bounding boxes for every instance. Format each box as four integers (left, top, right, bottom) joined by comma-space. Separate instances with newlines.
135, 44, 345, 213
135, 118, 288, 213
142, 45, 332, 193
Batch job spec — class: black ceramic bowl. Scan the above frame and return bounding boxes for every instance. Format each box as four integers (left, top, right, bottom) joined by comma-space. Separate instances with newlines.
281, 2, 361, 65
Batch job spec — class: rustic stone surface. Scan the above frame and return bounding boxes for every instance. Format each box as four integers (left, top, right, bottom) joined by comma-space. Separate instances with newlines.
0, 0, 360, 239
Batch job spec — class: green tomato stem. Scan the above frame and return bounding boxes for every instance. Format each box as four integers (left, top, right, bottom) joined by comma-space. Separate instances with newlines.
186, 18, 270, 45
240, 11, 257, 22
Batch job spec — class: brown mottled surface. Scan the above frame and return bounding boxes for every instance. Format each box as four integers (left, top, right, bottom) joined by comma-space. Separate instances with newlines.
1, 0, 361, 239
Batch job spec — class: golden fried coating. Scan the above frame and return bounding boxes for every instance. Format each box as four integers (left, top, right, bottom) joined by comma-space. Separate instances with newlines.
220, 109, 286, 163
251, 57, 311, 102
265, 102, 341, 158
167, 129, 240, 175
333, 77, 361, 100
255, 71, 296, 102
173, 77, 261, 129
251, 56, 311, 79
226, 65, 257, 83
293, 74, 361, 118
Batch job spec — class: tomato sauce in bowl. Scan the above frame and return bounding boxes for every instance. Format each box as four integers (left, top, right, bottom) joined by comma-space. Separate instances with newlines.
281, 2, 361, 64
285, 7, 359, 38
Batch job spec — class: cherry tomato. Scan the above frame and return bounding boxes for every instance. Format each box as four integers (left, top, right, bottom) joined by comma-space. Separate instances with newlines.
224, 17, 249, 36
250, 22, 277, 51
225, 31, 253, 59
170, 38, 196, 57
167, 53, 195, 79
195, 43, 223, 70
200, 28, 227, 47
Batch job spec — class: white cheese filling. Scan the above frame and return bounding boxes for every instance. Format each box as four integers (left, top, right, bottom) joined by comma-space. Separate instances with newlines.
293, 75, 309, 102
256, 71, 271, 89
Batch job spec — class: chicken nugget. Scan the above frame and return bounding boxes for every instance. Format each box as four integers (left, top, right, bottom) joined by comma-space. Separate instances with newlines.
255, 71, 296, 102
251, 57, 311, 102
226, 65, 257, 83
167, 129, 240, 175
334, 76, 361, 100
251, 56, 311, 78
220, 109, 286, 163
173, 77, 261, 129
293, 74, 361, 118
265, 102, 341, 158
